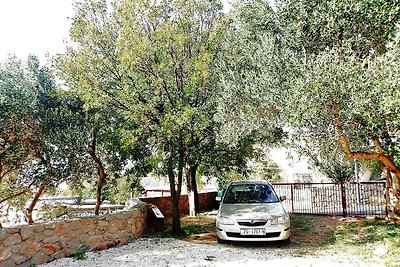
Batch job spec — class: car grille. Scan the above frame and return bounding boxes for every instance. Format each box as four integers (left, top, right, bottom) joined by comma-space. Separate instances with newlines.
237, 221, 267, 226
226, 232, 281, 238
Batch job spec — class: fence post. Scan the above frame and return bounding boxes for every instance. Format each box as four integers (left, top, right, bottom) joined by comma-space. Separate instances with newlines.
340, 182, 347, 217
290, 184, 294, 213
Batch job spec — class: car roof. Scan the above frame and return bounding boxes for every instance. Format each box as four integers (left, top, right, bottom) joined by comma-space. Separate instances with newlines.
229, 180, 272, 186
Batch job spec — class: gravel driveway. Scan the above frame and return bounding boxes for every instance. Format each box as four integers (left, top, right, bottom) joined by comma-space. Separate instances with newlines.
41, 237, 382, 267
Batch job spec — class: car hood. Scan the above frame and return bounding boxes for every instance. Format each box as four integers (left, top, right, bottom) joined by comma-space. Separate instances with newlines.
219, 202, 286, 219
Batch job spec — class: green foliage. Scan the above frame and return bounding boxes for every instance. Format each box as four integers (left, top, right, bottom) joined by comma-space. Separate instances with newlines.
72, 250, 87, 261
290, 215, 313, 232
218, 0, 400, 192
0, 55, 90, 212
39, 203, 68, 221
0, 56, 39, 183
60, 0, 236, 233
216, 0, 285, 143
307, 142, 355, 182
182, 223, 215, 236
278, 0, 400, 56
205, 255, 216, 261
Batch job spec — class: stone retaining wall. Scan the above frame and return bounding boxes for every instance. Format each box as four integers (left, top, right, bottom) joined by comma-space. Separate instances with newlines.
140, 191, 218, 216
0, 202, 147, 267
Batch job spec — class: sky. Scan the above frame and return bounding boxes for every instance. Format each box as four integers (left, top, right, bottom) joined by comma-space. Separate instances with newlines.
0, 0, 231, 62
0, 0, 74, 62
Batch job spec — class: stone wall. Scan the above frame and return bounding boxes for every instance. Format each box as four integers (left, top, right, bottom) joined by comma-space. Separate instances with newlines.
140, 191, 218, 216
0, 203, 147, 267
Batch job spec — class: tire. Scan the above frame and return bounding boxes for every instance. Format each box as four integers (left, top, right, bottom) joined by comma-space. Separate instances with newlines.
217, 237, 226, 244
279, 237, 291, 246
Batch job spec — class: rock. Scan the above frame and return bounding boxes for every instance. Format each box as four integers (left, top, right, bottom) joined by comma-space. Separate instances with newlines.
4, 233, 22, 247
43, 235, 59, 244
119, 221, 129, 230
50, 250, 65, 261
66, 239, 81, 250
131, 224, 137, 235
0, 247, 12, 262
41, 244, 60, 255
77, 244, 90, 252
81, 224, 97, 234
30, 251, 50, 265
31, 225, 45, 233
20, 227, 34, 241
87, 235, 104, 244
6, 227, 20, 234
44, 223, 56, 230
19, 240, 40, 258
56, 222, 69, 235
79, 233, 90, 243
81, 218, 95, 226
98, 220, 109, 228
34, 232, 46, 242
103, 233, 114, 241
112, 232, 126, 240
60, 234, 80, 250
0, 230, 8, 241
9, 254, 28, 265
93, 242, 108, 251
108, 221, 123, 234
0, 260, 15, 267
61, 232, 78, 242
43, 229, 54, 237
68, 220, 81, 231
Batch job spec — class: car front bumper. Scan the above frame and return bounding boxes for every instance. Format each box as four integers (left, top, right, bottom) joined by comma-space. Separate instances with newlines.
216, 225, 291, 242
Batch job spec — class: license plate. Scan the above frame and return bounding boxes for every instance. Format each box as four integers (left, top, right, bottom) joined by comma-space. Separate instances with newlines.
240, 228, 266, 236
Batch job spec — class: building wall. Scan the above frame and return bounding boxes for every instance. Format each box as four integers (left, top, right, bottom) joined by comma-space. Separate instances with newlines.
140, 191, 218, 216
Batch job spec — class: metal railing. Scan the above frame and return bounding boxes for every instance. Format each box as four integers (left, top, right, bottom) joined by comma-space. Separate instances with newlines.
273, 182, 387, 218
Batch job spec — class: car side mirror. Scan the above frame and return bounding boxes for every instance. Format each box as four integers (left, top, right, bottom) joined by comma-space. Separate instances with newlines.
216, 190, 224, 202
279, 195, 287, 201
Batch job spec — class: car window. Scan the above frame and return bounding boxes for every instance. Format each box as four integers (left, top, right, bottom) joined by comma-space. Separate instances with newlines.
223, 184, 279, 204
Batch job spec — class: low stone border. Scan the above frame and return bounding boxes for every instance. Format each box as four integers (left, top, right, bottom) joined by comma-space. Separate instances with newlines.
0, 202, 147, 266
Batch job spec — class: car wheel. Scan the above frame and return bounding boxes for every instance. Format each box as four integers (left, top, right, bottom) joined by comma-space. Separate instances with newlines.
217, 237, 226, 244
279, 237, 291, 246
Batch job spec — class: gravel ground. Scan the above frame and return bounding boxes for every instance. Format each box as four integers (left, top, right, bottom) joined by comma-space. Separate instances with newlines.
40, 237, 382, 267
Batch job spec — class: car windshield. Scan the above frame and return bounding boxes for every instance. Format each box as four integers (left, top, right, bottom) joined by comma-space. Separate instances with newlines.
223, 183, 279, 204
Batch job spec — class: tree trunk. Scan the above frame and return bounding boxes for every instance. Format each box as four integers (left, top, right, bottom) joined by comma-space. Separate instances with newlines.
88, 129, 106, 216
186, 163, 199, 216
338, 132, 400, 217
26, 184, 45, 225
192, 166, 199, 213
94, 162, 106, 216
0, 161, 2, 183
168, 164, 181, 235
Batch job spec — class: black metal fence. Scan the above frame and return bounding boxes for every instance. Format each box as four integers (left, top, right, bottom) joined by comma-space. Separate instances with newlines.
273, 182, 387, 218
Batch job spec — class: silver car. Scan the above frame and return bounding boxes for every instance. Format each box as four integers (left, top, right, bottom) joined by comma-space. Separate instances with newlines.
216, 180, 291, 243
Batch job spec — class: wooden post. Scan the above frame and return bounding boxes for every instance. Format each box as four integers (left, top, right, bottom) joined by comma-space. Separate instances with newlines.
290, 184, 294, 213
340, 182, 347, 217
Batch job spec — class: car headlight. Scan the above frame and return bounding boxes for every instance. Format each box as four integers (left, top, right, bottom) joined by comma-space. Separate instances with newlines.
217, 216, 235, 226
271, 215, 290, 225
